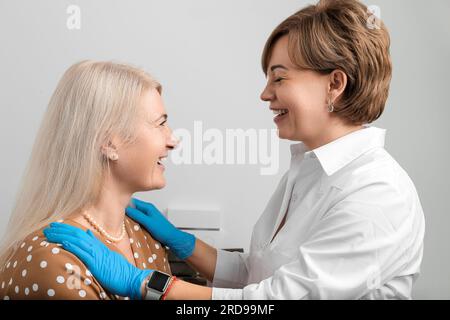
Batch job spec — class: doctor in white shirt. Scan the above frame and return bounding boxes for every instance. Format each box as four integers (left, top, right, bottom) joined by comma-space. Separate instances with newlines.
44, 0, 425, 300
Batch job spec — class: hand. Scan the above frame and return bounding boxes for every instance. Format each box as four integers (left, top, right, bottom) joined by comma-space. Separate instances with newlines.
126, 197, 196, 260
43, 222, 152, 300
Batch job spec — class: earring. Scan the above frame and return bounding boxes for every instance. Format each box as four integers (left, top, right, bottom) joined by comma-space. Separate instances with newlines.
108, 152, 119, 161
328, 98, 335, 113
102, 144, 119, 161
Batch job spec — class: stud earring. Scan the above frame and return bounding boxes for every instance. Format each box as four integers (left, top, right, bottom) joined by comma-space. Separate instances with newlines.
108, 152, 119, 161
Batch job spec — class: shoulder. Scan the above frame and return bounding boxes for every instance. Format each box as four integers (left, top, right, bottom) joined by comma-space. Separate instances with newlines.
324, 148, 424, 229
1, 225, 106, 300
329, 147, 419, 200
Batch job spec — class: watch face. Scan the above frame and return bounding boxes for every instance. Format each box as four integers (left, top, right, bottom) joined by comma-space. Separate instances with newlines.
148, 272, 170, 292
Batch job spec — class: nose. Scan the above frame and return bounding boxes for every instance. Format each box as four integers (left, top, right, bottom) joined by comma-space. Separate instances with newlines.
260, 83, 274, 102
166, 127, 179, 150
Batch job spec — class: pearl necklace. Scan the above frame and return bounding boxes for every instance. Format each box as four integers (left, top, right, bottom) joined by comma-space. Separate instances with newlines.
82, 212, 126, 243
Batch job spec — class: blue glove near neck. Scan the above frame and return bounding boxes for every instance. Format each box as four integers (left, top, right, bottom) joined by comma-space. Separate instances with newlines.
126, 198, 196, 260
44, 223, 152, 300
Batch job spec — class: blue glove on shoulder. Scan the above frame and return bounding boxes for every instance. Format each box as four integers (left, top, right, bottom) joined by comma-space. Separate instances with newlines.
126, 198, 196, 260
44, 222, 152, 300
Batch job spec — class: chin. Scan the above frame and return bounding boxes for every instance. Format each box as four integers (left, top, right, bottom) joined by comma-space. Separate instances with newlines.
138, 179, 166, 191
153, 183, 166, 190
151, 179, 166, 190
277, 128, 291, 140
278, 126, 302, 142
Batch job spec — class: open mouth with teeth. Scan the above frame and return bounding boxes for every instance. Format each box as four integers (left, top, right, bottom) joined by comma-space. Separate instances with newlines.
272, 109, 289, 122
157, 157, 167, 168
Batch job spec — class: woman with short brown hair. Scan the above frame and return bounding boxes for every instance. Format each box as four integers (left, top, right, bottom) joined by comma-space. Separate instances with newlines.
262, 0, 392, 127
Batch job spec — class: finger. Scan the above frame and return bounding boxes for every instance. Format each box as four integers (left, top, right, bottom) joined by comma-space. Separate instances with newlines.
62, 241, 95, 266
125, 206, 149, 221
44, 231, 94, 255
48, 222, 87, 237
86, 229, 109, 248
128, 198, 136, 209
44, 226, 91, 242
131, 197, 157, 214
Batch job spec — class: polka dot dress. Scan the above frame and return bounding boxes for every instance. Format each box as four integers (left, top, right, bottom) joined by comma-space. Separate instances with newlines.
0, 216, 171, 300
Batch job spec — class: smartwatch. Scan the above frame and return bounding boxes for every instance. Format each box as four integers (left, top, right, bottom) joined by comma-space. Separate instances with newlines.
144, 271, 172, 300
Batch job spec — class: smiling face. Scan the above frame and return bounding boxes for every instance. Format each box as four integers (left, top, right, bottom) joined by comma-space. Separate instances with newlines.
109, 88, 177, 192
260, 35, 342, 146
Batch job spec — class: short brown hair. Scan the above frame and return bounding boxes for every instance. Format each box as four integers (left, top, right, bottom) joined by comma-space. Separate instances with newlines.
262, 0, 392, 125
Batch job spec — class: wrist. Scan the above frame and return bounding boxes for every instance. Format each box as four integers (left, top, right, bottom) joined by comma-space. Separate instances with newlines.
142, 271, 175, 300
160, 276, 178, 300
140, 276, 148, 299
170, 231, 196, 260
132, 269, 153, 300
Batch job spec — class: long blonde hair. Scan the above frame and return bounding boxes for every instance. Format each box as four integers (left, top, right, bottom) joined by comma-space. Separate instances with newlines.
0, 60, 161, 266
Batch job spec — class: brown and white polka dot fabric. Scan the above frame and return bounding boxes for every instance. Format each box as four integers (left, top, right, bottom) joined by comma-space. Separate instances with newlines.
0, 216, 171, 300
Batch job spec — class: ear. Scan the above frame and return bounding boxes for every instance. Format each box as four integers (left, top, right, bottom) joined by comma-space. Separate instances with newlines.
101, 141, 116, 153
328, 69, 347, 103
100, 138, 120, 161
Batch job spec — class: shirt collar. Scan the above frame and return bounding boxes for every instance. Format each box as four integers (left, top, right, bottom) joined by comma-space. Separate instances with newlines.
290, 126, 387, 176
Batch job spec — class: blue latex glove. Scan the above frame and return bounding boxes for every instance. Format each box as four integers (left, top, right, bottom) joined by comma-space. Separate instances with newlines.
43, 222, 152, 300
126, 198, 196, 260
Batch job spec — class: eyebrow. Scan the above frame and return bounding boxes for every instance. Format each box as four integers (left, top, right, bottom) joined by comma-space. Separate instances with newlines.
270, 64, 289, 72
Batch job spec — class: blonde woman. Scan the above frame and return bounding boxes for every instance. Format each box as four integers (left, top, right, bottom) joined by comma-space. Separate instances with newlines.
0, 60, 178, 299
44, 0, 424, 300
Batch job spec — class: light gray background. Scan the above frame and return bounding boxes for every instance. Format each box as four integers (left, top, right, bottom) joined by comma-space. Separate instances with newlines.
0, 0, 449, 299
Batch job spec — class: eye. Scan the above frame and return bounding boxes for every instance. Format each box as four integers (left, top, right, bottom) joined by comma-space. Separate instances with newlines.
274, 77, 284, 83
159, 120, 167, 127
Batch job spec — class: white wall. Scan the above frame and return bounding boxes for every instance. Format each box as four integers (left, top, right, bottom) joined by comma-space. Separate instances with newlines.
0, 0, 449, 299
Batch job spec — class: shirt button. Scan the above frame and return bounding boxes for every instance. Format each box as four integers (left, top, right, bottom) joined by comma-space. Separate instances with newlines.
291, 193, 299, 203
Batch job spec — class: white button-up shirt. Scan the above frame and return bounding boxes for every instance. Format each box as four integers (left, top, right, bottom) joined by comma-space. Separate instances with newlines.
212, 126, 425, 299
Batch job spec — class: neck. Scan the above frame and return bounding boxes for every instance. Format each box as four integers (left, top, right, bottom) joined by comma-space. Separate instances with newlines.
305, 121, 364, 151
78, 175, 133, 237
